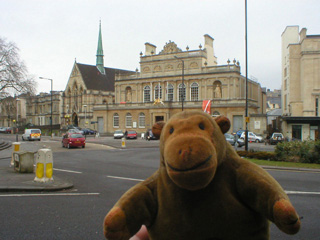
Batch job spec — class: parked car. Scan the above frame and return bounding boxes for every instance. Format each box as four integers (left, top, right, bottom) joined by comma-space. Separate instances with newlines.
0, 127, 6, 133
5, 127, 12, 134
224, 133, 245, 147
125, 130, 137, 139
62, 133, 86, 149
113, 130, 124, 139
145, 129, 157, 141
82, 128, 96, 135
22, 129, 41, 141
67, 128, 84, 134
235, 130, 245, 138
240, 132, 263, 143
270, 132, 284, 145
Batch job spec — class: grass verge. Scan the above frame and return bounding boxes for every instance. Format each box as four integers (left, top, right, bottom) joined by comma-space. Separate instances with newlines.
246, 158, 320, 169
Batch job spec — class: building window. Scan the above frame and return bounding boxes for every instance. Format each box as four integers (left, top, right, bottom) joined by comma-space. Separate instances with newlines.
190, 82, 199, 101
126, 113, 132, 128
167, 84, 174, 101
284, 79, 287, 91
284, 67, 287, 77
178, 83, 186, 102
212, 111, 220, 117
139, 112, 145, 128
144, 86, 151, 102
284, 94, 287, 111
316, 98, 319, 116
113, 113, 119, 127
154, 84, 162, 100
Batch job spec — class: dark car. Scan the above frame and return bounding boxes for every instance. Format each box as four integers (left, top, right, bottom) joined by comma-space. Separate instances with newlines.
145, 129, 157, 141
82, 128, 96, 135
62, 133, 86, 149
270, 132, 284, 145
125, 130, 137, 139
5, 127, 12, 134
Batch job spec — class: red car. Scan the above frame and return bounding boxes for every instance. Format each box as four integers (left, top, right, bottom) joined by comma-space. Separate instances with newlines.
125, 130, 137, 139
62, 133, 86, 149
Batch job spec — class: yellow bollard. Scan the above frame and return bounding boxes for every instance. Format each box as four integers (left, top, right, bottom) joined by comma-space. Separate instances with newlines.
121, 137, 126, 148
11, 142, 21, 166
34, 149, 53, 182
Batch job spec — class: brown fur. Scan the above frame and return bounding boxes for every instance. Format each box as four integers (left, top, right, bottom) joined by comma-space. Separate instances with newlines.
104, 110, 300, 240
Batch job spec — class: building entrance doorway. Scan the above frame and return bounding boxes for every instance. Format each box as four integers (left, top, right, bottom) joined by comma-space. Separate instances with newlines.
155, 116, 164, 122
292, 125, 302, 141
72, 113, 78, 126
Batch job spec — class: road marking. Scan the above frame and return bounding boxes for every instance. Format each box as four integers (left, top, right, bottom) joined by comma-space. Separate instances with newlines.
107, 175, 144, 182
266, 168, 320, 174
53, 168, 82, 174
0, 193, 100, 197
285, 191, 320, 195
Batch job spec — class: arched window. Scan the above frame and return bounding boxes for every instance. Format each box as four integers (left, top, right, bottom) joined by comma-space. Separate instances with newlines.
167, 84, 174, 101
126, 113, 132, 128
113, 113, 119, 127
213, 80, 222, 98
144, 86, 151, 102
190, 82, 199, 101
212, 111, 220, 117
154, 84, 162, 100
125, 86, 132, 102
139, 112, 145, 128
178, 83, 186, 102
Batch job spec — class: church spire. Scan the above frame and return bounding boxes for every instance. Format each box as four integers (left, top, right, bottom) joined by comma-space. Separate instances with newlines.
96, 20, 105, 74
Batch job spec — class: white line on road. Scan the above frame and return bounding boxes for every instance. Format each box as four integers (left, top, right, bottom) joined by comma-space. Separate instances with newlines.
285, 191, 320, 195
53, 168, 82, 174
0, 193, 100, 197
107, 175, 144, 182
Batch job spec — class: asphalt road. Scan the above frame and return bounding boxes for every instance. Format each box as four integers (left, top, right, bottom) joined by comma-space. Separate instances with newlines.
0, 135, 319, 240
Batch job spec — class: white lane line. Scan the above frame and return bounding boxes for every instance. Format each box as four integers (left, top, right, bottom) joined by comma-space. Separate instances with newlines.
107, 175, 144, 182
285, 191, 320, 195
53, 168, 82, 174
0, 193, 100, 197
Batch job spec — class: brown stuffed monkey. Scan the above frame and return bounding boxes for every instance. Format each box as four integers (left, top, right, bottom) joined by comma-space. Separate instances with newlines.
103, 110, 301, 240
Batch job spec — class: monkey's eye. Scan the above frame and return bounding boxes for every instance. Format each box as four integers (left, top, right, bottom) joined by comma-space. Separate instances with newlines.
169, 127, 174, 134
199, 122, 205, 130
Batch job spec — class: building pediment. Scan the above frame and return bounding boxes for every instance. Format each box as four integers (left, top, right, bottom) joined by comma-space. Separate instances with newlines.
159, 41, 182, 55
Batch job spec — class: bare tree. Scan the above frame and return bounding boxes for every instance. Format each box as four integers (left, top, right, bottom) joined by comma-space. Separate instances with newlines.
0, 37, 36, 97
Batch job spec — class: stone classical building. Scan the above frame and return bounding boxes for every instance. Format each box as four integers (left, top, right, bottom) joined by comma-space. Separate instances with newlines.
93, 34, 267, 135
281, 26, 320, 140
25, 91, 63, 126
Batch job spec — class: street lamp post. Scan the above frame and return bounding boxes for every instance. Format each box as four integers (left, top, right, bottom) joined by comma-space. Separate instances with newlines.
15, 98, 20, 142
174, 56, 185, 111
244, 0, 249, 151
39, 77, 53, 137
83, 105, 87, 127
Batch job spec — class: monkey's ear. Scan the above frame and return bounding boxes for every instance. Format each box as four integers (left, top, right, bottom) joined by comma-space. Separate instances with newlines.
152, 121, 166, 139
214, 115, 230, 134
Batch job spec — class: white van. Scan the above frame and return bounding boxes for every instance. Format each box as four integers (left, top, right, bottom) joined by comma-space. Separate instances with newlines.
22, 129, 41, 141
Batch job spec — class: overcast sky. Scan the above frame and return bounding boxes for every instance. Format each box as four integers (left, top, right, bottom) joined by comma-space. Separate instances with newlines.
2, 0, 320, 94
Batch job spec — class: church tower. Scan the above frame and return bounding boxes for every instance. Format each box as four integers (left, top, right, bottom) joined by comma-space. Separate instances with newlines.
96, 21, 105, 74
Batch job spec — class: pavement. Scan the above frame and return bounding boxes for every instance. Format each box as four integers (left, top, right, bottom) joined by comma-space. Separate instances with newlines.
0, 136, 319, 193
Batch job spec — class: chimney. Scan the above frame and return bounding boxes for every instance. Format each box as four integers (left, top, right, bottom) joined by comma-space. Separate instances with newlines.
299, 28, 307, 43
145, 42, 157, 56
204, 34, 217, 66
